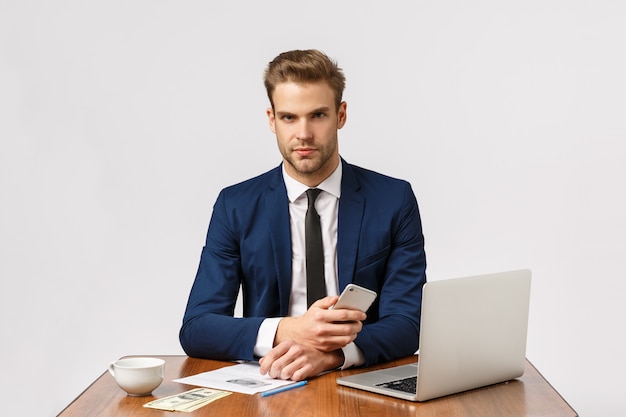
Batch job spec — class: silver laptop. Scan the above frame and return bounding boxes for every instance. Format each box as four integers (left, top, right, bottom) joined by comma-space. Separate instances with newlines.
336, 269, 531, 401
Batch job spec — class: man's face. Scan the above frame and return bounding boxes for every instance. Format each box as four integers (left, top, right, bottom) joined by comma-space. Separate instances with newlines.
267, 81, 347, 187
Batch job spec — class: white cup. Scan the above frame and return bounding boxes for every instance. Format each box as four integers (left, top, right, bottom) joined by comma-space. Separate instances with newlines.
108, 357, 165, 396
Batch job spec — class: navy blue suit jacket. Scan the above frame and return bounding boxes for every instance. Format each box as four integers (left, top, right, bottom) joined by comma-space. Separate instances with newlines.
179, 159, 427, 366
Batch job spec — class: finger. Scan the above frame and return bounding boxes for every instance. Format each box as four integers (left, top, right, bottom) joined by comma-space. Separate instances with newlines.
281, 359, 313, 381
259, 341, 293, 375
266, 343, 305, 379
290, 364, 313, 382
271, 342, 321, 380
329, 308, 367, 323
271, 356, 300, 380
324, 320, 362, 336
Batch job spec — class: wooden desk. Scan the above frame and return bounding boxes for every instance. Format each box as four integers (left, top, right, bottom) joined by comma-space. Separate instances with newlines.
58, 355, 577, 417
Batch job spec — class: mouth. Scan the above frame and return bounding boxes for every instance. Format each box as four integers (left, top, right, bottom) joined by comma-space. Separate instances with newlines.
294, 148, 317, 157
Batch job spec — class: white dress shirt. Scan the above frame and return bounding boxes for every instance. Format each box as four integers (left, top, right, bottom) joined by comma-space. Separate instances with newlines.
253, 161, 365, 369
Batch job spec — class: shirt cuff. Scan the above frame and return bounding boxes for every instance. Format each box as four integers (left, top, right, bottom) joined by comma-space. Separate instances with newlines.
341, 342, 365, 369
253, 317, 282, 358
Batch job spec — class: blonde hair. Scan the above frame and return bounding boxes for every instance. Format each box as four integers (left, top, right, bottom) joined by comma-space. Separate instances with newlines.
264, 49, 346, 110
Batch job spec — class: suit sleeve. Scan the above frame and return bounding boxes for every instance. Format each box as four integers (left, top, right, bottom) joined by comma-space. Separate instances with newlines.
354, 183, 427, 366
179, 191, 264, 361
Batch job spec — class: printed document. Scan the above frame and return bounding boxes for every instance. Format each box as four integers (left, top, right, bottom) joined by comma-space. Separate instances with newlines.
174, 362, 298, 395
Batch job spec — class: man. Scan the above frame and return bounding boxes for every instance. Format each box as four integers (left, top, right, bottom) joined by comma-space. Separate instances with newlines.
179, 49, 426, 381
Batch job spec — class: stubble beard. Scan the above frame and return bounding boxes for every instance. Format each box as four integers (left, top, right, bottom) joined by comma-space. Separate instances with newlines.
282, 141, 338, 182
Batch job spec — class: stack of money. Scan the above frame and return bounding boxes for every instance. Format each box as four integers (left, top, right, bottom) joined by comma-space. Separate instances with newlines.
144, 388, 231, 412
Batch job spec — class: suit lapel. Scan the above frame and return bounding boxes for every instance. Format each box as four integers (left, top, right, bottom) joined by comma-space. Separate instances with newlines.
266, 166, 293, 315
265, 161, 364, 310
337, 161, 364, 291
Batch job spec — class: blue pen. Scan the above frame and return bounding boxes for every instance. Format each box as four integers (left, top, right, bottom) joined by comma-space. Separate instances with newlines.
261, 380, 308, 397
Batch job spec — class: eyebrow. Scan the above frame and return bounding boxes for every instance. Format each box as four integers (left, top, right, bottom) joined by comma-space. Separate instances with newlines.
309, 106, 331, 115
275, 107, 332, 117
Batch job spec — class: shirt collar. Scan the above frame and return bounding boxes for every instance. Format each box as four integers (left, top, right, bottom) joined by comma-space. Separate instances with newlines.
283, 160, 343, 203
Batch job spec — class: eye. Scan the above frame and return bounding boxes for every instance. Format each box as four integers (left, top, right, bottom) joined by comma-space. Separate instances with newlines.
313, 112, 326, 119
281, 114, 294, 121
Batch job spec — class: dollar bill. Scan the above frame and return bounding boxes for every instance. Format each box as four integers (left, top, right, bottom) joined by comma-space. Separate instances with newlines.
143, 387, 231, 412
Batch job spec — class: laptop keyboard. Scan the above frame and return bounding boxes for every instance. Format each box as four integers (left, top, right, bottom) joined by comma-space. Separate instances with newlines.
375, 376, 417, 393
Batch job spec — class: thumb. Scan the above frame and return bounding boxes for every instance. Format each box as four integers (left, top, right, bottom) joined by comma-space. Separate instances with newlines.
311, 295, 339, 310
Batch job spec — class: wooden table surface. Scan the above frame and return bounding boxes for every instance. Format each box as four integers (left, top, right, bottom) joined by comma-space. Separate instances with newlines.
58, 355, 577, 417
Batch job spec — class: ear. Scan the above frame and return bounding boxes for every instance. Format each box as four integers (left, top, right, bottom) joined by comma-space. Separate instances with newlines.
266, 107, 276, 133
337, 101, 347, 129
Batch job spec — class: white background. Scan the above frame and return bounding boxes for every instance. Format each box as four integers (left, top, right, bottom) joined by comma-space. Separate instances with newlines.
1, 1, 625, 415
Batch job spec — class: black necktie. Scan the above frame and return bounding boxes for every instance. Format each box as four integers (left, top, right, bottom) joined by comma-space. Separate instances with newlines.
306, 188, 326, 307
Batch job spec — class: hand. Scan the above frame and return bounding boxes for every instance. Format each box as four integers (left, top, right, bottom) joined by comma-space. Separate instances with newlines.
275, 296, 366, 352
259, 340, 344, 381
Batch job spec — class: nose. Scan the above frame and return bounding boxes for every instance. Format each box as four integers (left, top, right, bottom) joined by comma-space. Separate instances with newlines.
296, 119, 313, 141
